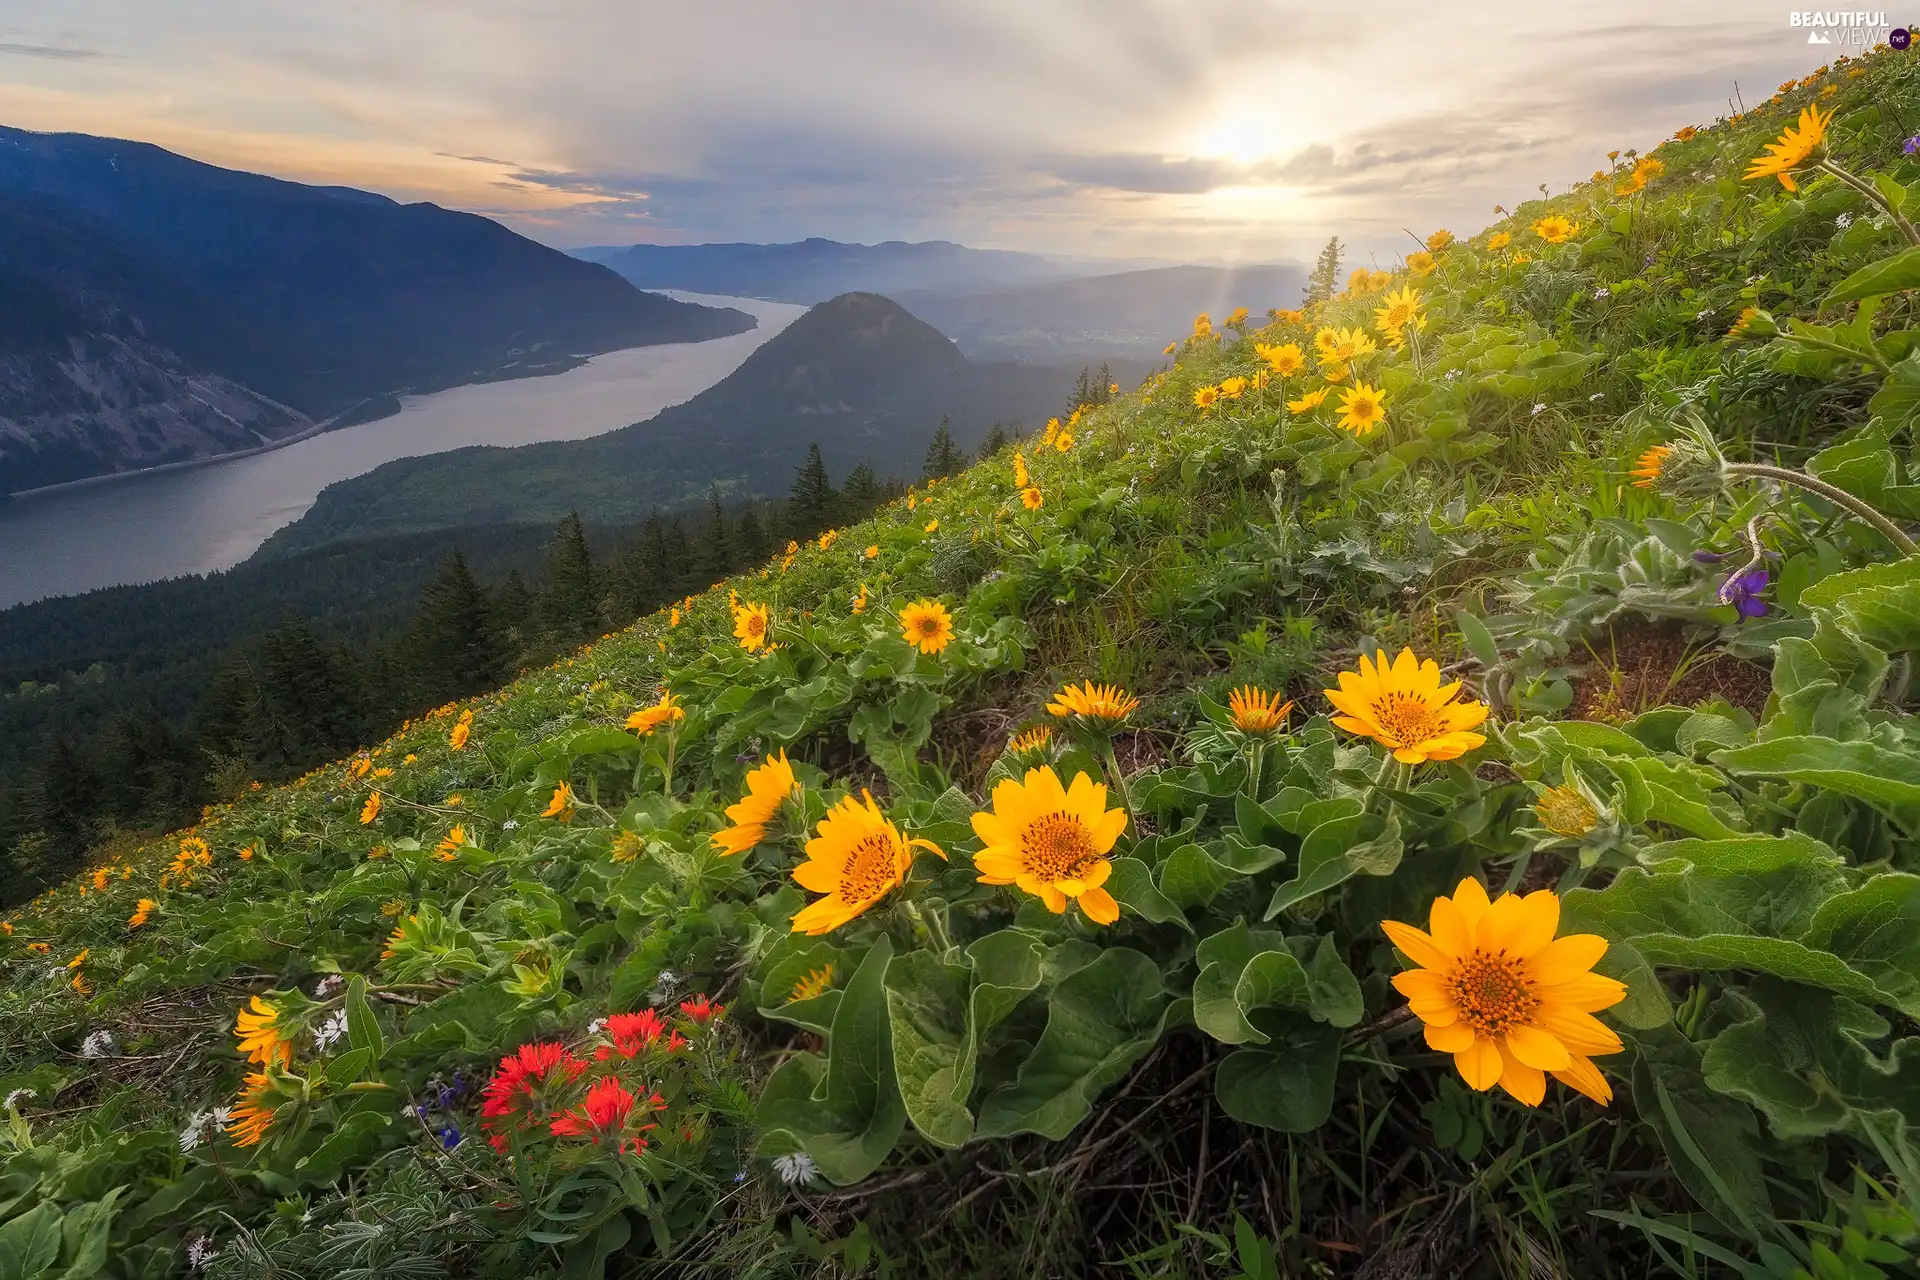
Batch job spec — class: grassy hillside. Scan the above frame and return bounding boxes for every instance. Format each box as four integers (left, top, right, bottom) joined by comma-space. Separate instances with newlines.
9, 48, 1920, 1278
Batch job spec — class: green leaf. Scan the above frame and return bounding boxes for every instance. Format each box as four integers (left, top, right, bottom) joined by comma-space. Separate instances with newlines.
1714, 736, 1920, 809
1213, 1017, 1341, 1132
325, 1048, 374, 1086
1263, 810, 1402, 920
1157, 843, 1234, 909
1106, 856, 1189, 929
0, 1203, 62, 1279
344, 975, 383, 1063
976, 947, 1171, 1139
883, 950, 975, 1148
293, 1112, 393, 1184
1631, 1026, 1772, 1236
1800, 874, 1920, 1018
756, 937, 907, 1185
1824, 246, 1920, 304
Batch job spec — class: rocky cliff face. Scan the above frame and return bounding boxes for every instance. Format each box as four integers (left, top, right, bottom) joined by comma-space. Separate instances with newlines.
0, 330, 311, 492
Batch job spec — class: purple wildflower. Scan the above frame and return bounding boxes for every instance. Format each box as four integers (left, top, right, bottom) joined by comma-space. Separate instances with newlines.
438, 1124, 462, 1149
1692, 550, 1734, 564
1905, 136, 1920, 155
1719, 566, 1770, 618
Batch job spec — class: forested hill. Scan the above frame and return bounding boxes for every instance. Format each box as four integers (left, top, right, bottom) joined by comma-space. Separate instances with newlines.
574, 236, 1078, 303
0, 126, 755, 491
255, 292, 1150, 555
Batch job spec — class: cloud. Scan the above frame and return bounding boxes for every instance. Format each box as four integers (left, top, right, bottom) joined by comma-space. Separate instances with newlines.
0, 41, 106, 61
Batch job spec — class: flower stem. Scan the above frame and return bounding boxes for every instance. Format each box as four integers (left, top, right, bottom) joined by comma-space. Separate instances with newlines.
1724, 462, 1919, 555
1818, 158, 1920, 247
1102, 741, 1135, 819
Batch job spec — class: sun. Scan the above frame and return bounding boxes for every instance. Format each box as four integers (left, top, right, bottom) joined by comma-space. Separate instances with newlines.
1194, 109, 1284, 165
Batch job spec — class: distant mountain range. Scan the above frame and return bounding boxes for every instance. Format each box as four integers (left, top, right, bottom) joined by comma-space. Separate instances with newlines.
257, 292, 1145, 556
0, 127, 754, 492
897, 264, 1308, 361
572, 237, 1096, 305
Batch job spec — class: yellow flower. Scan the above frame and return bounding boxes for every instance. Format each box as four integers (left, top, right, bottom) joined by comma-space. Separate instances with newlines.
92, 867, 108, 891
1193, 385, 1219, 411
235, 995, 294, 1068
66, 947, 88, 969
1255, 341, 1305, 377
1324, 648, 1490, 764
1012, 452, 1029, 487
360, 792, 382, 825
864, 545, 879, 559
128, 898, 156, 929
1045, 680, 1140, 726
1426, 229, 1455, 252
435, 825, 467, 860
1218, 375, 1248, 400
1629, 444, 1672, 489
543, 783, 576, 821
1531, 215, 1579, 244
1745, 102, 1832, 191
1405, 250, 1436, 277
1372, 286, 1423, 337
1162, 342, 1177, 356
1487, 231, 1512, 252
1008, 725, 1054, 757
71, 972, 92, 998
901, 599, 955, 655
712, 751, 797, 855
626, 691, 685, 736
790, 963, 836, 1001
228, 1072, 278, 1147
971, 767, 1126, 925
349, 756, 371, 779
1319, 327, 1376, 367
852, 584, 869, 615
1192, 312, 1212, 335
790, 791, 943, 935
1614, 171, 1647, 197
1286, 386, 1331, 413
733, 601, 772, 652
1535, 787, 1599, 837
449, 719, 471, 751
1021, 485, 1044, 511
1336, 383, 1388, 437
1226, 306, 1249, 327
1512, 252, 1533, 264
239, 845, 255, 861
924, 519, 940, 534
1635, 156, 1665, 181
1383, 878, 1625, 1105
818, 528, 839, 551
669, 607, 681, 627
1228, 686, 1294, 735
1673, 125, 1698, 142
372, 766, 394, 779
1275, 308, 1305, 324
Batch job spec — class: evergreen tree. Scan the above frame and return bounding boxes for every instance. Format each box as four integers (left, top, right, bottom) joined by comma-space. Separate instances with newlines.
97, 703, 192, 829
923, 417, 964, 480
736, 505, 772, 568
251, 616, 364, 772
703, 487, 733, 578
411, 552, 506, 705
1305, 235, 1344, 305
663, 518, 694, 594
978, 422, 1009, 460
27, 736, 97, 872
495, 569, 534, 649
639, 516, 671, 591
843, 461, 881, 511
545, 512, 599, 638
790, 444, 838, 534
1096, 362, 1113, 404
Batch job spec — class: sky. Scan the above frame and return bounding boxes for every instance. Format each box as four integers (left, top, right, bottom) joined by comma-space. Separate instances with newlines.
0, 2, 1846, 263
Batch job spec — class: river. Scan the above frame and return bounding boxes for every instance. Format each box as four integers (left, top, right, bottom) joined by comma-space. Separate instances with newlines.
0, 293, 804, 610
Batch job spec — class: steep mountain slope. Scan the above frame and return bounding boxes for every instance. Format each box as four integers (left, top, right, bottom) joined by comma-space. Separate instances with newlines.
0, 127, 755, 488
896, 263, 1307, 360
255, 292, 1131, 553
575, 236, 1083, 303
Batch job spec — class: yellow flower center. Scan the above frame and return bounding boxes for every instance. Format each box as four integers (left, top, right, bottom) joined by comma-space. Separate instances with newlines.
1535, 786, 1598, 837
746, 614, 765, 638
1448, 951, 1538, 1036
839, 832, 899, 905
1019, 813, 1100, 882
915, 618, 941, 638
1368, 692, 1444, 746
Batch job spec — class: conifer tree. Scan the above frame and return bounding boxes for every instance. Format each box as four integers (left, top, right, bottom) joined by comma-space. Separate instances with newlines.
1305, 235, 1344, 305
412, 552, 506, 703
545, 512, 599, 638
979, 422, 1009, 460
662, 517, 694, 593
736, 505, 771, 567
495, 569, 534, 644
790, 444, 838, 534
923, 417, 964, 480
843, 461, 881, 511
27, 736, 96, 870
703, 487, 733, 578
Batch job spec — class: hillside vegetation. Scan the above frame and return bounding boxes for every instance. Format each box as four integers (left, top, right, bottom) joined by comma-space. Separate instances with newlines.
9, 48, 1920, 1278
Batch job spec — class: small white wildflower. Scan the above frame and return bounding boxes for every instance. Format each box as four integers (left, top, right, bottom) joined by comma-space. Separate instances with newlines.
1593, 287, 1610, 299
586, 1018, 605, 1036
3, 1088, 35, 1110
179, 1110, 212, 1153
313, 974, 344, 998
649, 969, 681, 1003
1696, 307, 1715, 320
186, 1238, 218, 1269
1443, 369, 1460, 382
80, 1030, 116, 1058
1746, 274, 1762, 284
1530, 403, 1547, 416
502, 820, 520, 831
312, 1010, 349, 1053
45, 965, 66, 980
1589, 392, 1605, 401
773, 1151, 821, 1187
1836, 212, 1854, 229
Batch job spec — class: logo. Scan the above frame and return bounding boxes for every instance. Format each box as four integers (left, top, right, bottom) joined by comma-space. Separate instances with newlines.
1894, 25, 1914, 45
1789, 9, 1894, 44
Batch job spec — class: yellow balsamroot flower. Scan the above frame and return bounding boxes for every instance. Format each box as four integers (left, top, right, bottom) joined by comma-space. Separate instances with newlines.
1614, 171, 1647, 197
1373, 286, 1423, 337
449, 717, 471, 752
543, 782, 576, 821
852, 584, 869, 615
864, 545, 879, 559
733, 601, 772, 652
924, 519, 940, 533
1193, 385, 1219, 411
626, 691, 685, 736
900, 599, 955, 655
1531, 215, 1579, 244
1629, 444, 1672, 489
1635, 156, 1665, 182
1534, 786, 1599, 837
1012, 451, 1029, 487
228, 1072, 278, 1147
360, 792, 382, 825
1745, 102, 1832, 192
1275, 308, 1305, 324
818, 528, 839, 551
1226, 306, 1249, 327
1320, 326, 1377, 365
349, 756, 371, 780
1162, 342, 1177, 355
1192, 312, 1212, 336
1405, 250, 1436, 277
1486, 231, 1512, 252
790, 963, 836, 1001
1255, 341, 1305, 377
1021, 485, 1044, 511
435, 825, 467, 860
790, 791, 944, 935
1046, 680, 1140, 727
1286, 386, 1331, 413
1228, 686, 1294, 735
1325, 648, 1490, 764
1673, 125, 1698, 142
1426, 228, 1455, 252
128, 898, 156, 929
1008, 725, 1054, 758
712, 750, 797, 855
1053, 432, 1073, 453
235, 995, 294, 1068
1336, 383, 1388, 437
971, 766, 1127, 925
1382, 878, 1625, 1105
